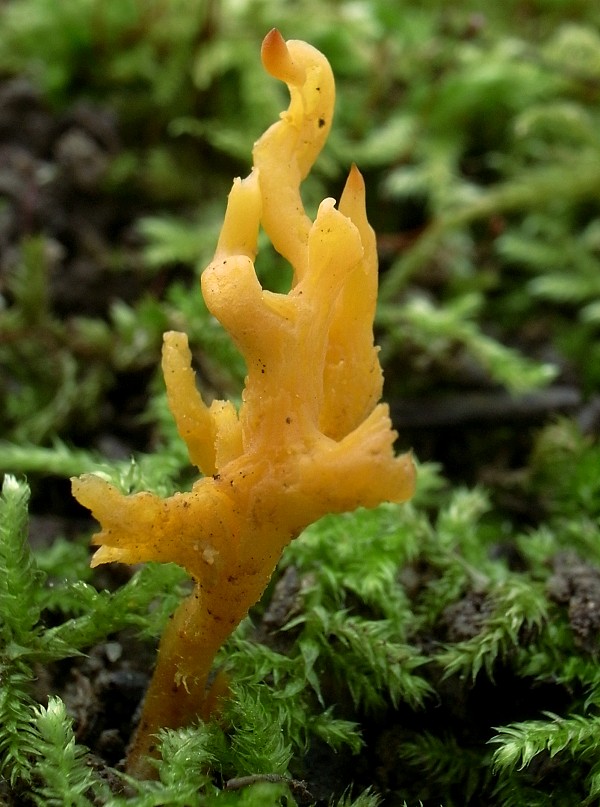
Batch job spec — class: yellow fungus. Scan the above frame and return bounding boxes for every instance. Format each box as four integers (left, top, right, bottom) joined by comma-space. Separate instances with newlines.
72, 28, 415, 778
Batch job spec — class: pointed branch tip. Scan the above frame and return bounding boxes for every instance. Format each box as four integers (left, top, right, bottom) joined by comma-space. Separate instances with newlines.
261, 28, 304, 86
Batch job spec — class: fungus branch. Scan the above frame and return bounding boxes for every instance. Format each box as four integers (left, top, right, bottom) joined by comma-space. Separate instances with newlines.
72, 28, 415, 779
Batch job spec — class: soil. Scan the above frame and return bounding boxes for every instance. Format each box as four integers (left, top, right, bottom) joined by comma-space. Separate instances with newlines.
0, 77, 149, 319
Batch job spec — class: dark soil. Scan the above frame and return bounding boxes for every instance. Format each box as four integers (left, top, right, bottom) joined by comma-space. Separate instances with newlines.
0, 76, 149, 319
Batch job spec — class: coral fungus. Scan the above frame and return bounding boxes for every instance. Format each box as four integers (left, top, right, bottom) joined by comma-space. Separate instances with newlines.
72, 28, 415, 777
